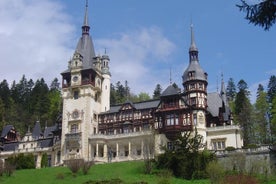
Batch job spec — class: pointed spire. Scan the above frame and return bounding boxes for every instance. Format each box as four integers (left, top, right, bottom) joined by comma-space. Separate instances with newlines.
169, 66, 172, 85
188, 24, 199, 62
189, 24, 198, 52
82, 0, 90, 35
220, 72, 228, 106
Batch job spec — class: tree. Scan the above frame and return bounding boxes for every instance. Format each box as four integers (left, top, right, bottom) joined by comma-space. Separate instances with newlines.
271, 96, 276, 138
50, 77, 60, 91
153, 84, 162, 99
226, 78, 236, 102
156, 130, 215, 180
234, 79, 252, 146
237, 0, 276, 30
0, 80, 11, 108
256, 84, 264, 98
267, 75, 276, 104
254, 88, 269, 143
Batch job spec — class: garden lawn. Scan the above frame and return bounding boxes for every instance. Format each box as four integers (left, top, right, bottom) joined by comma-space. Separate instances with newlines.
0, 161, 209, 184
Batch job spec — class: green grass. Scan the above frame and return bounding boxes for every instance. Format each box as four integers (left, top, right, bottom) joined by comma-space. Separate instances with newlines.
0, 161, 209, 184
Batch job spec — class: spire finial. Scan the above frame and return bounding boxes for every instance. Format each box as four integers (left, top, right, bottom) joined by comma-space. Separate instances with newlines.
190, 24, 197, 51
169, 67, 172, 85
82, 0, 90, 35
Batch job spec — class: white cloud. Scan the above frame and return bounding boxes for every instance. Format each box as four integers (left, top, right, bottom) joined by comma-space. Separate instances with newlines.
95, 27, 176, 95
0, 0, 75, 85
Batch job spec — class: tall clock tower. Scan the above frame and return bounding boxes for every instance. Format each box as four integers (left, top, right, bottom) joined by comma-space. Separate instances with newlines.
60, 2, 111, 161
182, 25, 208, 143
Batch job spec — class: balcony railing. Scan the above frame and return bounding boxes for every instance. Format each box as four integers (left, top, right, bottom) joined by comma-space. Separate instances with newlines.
89, 130, 152, 140
207, 125, 240, 132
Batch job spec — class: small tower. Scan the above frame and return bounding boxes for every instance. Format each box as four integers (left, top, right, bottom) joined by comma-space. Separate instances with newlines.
101, 51, 111, 112
60, 1, 110, 162
182, 25, 208, 143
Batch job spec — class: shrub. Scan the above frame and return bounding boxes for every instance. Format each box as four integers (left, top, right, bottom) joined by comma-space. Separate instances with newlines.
206, 161, 225, 184
6, 153, 35, 170
65, 158, 84, 175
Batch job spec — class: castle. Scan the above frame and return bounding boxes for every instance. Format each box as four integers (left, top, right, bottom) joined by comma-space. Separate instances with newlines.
0, 3, 243, 167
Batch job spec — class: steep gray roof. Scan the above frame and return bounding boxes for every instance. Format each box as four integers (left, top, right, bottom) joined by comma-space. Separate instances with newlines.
182, 61, 207, 82
101, 100, 160, 114
1, 125, 13, 138
207, 92, 222, 117
32, 121, 42, 139
161, 85, 181, 97
182, 25, 207, 83
134, 100, 160, 109
44, 125, 57, 138
75, 35, 96, 69
62, 2, 96, 74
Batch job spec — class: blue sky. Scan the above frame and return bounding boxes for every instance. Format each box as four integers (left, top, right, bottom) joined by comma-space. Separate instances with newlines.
0, 0, 275, 102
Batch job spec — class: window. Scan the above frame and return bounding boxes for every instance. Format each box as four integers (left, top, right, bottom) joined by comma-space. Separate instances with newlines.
73, 91, 79, 99
193, 113, 197, 126
175, 114, 179, 125
191, 97, 196, 106
190, 83, 195, 89
199, 83, 203, 90
71, 124, 78, 133
212, 140, 226, 150
166, 114, 174, 126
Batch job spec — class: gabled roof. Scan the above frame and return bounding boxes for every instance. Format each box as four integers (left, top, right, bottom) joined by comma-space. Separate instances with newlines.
161, 85, 181, 97
1, 125, 14, 138
207, 92, 222, 117
44, 125, 57, 138
32, 121, 42, 139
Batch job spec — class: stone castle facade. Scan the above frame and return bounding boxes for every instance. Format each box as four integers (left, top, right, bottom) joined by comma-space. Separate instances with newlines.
0, 3, 243, 167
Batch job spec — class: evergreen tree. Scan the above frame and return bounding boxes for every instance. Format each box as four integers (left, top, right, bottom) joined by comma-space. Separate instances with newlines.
234, 79, 252, 146
48, 78, 61, 126
50, 77, 60, 91
267, 75, 276, 139
226, 78, 236, 102
256, 84, 264, 98
30, 78, 50, 127
254, 88, 269, 143
153, 84, 162, 99
0, 80, 11, 108
237, 0, 276, 31
267, 75, 276, 104
271, 96, 276, 140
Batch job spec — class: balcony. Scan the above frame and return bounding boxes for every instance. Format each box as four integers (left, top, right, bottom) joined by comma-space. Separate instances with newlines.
89, 130, 152, 140
207, 125, 240, 132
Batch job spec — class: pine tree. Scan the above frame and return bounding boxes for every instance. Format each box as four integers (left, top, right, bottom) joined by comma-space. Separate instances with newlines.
254, 88, 269, 143
267, 75, 276, 104
226, 78, 236, 102
153, 84, 162, 99
237, 0, 276, 30
234, 79, 252, 146
271, 96, 276, 140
